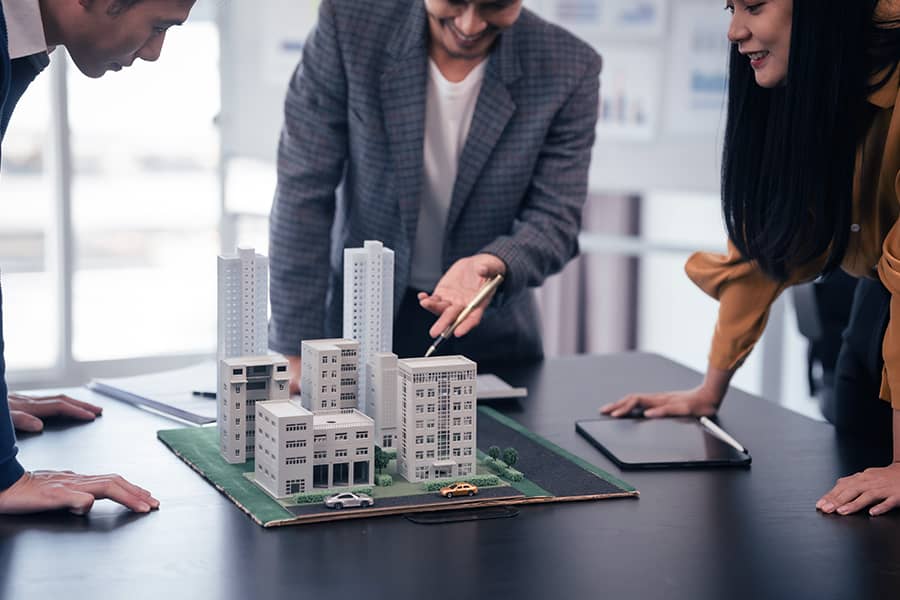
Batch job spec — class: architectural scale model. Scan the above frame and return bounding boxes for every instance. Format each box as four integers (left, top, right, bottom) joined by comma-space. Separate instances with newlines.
214, 241, 479, 502
343, 240, 394, 412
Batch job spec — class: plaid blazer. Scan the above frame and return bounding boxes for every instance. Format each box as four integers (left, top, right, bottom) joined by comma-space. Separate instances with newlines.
269, 0, 601, 358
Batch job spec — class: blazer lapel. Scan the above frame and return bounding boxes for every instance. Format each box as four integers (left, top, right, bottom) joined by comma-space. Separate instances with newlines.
381, 1, 429, 248
444, 27, 521, 240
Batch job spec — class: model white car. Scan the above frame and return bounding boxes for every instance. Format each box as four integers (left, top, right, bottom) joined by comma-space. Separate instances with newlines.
323, 492, 374, 509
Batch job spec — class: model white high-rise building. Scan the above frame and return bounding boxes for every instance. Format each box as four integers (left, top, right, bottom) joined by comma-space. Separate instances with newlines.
396, 356, 477, 482
300, 339, 360, 412
343, 241, 394, 412
367, 352, 399, 449
217, 246, 269, 437
218, 246, 268, 360
219, 355, 290, 464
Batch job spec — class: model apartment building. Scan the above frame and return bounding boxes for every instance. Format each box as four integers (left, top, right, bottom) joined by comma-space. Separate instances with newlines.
396, 356, 477, 482
300, 338, 360, 411
255, 399, 375, 498
343, 240, 394, 412
219, 355, 290, 464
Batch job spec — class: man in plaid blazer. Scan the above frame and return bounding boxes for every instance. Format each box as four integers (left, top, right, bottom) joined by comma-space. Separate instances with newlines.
269, 0, 601, 386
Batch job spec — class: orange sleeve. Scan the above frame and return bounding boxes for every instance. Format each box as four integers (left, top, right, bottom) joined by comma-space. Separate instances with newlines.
878, 218, 900, 407
686, 240, 814, 371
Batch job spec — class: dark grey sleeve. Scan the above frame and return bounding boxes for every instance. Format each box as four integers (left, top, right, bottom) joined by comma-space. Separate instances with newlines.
481, 55, 601, 297
268, 0, 349, 356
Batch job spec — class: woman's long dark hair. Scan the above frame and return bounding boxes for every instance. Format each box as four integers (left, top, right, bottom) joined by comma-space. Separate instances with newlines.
722, 0, 900, 280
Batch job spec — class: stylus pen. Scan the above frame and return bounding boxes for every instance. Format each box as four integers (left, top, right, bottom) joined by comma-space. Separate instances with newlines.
424, 274, 504, 358
699, 416, 747, 453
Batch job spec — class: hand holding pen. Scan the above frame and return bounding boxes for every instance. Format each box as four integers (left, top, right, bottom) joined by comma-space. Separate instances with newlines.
418, 254, 506, 354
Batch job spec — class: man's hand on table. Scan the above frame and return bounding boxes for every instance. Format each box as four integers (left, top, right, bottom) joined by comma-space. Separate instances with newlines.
0, 471, 159, 515
418, 253, 507, 339
8, 393, 103, 433
287, 355, 302, 395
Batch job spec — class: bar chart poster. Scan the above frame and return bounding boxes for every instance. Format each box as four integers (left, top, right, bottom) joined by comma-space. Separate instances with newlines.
530, 0, 668, 39
261, 0, 320, 86
596, 47, 662, 141
663, 0, 729, 136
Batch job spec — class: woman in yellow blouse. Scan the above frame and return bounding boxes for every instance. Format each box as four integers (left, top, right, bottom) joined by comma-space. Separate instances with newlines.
602, 0, 900, 516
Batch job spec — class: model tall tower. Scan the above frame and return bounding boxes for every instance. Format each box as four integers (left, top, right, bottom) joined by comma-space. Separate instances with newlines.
396, 356, 477, 482
217, 246, 269, 457
343, 241, 394, 412
217, 246, 268, 360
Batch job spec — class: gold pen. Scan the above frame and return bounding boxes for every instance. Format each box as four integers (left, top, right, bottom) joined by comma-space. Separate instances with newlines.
424, 274, 504, 358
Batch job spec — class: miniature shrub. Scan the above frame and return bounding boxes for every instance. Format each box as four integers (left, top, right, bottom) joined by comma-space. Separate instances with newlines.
502, 447, 519, 468
503, 468, 524, 482
488, 446, 501, 460
375, 474, 393, 487
293, 486, 374, 505
422, 474, 500, 492
484, 456, 525, 480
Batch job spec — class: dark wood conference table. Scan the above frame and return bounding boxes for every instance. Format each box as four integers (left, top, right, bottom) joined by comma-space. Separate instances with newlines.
2, 353, 898, 600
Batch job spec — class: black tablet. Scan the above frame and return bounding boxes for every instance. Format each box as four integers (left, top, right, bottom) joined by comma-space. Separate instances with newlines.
575, 417, 752, 469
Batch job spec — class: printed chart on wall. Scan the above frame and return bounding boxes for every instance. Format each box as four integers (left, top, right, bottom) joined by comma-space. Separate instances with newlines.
663, 0, 729, 136
261, 0, 321, 86
595, 47, 662, 141
529, 0, 668, 39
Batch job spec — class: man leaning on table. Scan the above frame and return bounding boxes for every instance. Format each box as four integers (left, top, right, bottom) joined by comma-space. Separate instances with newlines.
268, 0, 602, 387
0, 0, 196, 516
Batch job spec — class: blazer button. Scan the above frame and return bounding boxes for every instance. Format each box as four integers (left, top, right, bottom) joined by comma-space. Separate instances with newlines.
850, 224, 861, 233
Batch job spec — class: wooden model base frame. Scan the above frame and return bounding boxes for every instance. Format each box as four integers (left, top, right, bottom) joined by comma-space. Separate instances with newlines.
157, 406, 639, 527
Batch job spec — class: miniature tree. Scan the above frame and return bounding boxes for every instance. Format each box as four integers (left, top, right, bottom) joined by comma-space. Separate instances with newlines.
488, 446, 501, 460
502, 447, 519, 468
374, 447, 391, 474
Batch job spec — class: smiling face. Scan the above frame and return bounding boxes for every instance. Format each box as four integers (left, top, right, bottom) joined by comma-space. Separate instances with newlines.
725, 0, 793, 88
424, 0, 523, 62
62, 0, 195, 78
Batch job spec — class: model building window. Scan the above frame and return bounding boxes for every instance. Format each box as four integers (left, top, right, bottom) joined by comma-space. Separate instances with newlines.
416, 405, 424, 414
314, 450, 327, 459
463, 448, 472, 456
452, 401, 461, 411
452, 417, 461, 426
356, 447, 368, 456
463, 432, 472, 441
464, 416, 472, 425
356, 431, 368, 439
335, 449, 347, 457
452, 433, 461, 442
426, 435, 435, 444
453, 448, 461, 457
415, 451, 424, 459
464, 401, 473, 410
314, 434, 327, 443
335, 432, 348, 440
286, 439, 306, 448
286, 456, 306, 465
